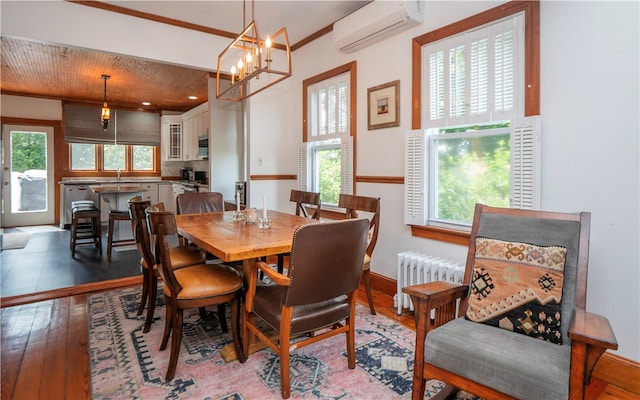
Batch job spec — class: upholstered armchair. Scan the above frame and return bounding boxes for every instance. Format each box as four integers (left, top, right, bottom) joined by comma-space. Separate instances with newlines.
403, 204, 617, 400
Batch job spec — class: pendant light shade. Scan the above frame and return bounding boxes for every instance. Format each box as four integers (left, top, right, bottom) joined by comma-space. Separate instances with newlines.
101, 75, 111, 130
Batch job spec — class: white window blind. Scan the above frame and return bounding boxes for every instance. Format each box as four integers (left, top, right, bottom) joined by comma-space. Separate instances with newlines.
307, 72, 350, 141
298, 144, 310, 191
340, 136, 353, 195
423, 15, 523, 128
404, 130, 428, 225
510, 115, 541, 210
64, 103, 160, 145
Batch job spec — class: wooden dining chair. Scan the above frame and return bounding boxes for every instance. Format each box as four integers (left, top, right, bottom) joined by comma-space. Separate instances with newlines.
244, 218, 369, 399
146, 204, 246, 380
176, 191, 224, 246
272, 189, 321, 273
176, 191, 224, 214
338, 193, 380, 315
402, 204, 618, 400
128, 198, 206, 333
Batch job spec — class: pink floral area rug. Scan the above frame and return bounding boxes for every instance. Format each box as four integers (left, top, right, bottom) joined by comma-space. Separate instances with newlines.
89, 286, 457, 399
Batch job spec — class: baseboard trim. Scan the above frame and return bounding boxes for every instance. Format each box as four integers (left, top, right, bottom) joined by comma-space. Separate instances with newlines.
1, 275, 143, 308
593, 352, 640, 395
369, 271, 640, 396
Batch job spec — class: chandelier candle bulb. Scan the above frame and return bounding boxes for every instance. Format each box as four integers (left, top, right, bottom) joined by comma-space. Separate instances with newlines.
263, 195, 267, 218
246, 52, 253, 74
265, 35, 272, 68
236, 191, 241, 212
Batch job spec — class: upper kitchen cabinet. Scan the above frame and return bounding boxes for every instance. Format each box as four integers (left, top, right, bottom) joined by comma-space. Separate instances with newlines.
161, 103, 208, 161
161, 115, 183, 161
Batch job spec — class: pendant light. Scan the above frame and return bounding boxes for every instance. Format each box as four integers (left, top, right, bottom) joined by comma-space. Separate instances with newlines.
216, 0, 291, 101
101, 74, 111, 130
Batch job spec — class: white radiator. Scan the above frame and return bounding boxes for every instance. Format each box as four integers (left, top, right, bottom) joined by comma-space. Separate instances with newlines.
395, 251, 465, 315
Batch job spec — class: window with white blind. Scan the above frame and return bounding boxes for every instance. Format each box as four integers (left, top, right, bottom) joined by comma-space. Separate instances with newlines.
406, 12, 540, 229
308, 73, 350, 140
301, 63, 355, 206
424, 15, 523, 128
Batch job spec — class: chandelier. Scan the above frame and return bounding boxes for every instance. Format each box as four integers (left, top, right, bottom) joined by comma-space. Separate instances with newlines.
215, 0, 291, 101
100, 74, 111, 130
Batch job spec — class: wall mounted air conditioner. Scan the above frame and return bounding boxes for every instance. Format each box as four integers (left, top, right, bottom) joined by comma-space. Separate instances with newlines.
333, 0, 424, 54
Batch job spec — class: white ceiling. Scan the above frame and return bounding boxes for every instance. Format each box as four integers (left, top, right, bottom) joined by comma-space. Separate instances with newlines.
0, 1, 371, 111
103, 1, 371, 45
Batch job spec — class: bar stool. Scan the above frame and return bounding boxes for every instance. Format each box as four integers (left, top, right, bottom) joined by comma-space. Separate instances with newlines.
107, 209, 136, 261
70, 200, 102, 258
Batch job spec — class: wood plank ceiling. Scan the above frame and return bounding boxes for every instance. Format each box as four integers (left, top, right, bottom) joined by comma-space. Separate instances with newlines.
1, 36, 211, 113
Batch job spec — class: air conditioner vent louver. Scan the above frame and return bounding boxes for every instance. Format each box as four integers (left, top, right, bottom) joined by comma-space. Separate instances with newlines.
333, 0, 424, 54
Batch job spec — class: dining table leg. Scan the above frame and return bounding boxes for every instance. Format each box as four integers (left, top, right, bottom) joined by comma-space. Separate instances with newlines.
220, 258, 268, 363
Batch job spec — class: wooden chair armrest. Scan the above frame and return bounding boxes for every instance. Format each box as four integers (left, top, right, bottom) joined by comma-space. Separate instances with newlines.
402, 281, 468, 304
402, 281, 468, 333
256, 261, 290, 286
245, 261, 290, 313
568, 309, 618, 388
568, 309, 618, 349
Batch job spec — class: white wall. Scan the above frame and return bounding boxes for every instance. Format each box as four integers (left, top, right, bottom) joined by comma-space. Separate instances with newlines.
1, 95, 62, 120
2, 0, 638, 363
248, 1, 640, 363
208, 79, 244, 201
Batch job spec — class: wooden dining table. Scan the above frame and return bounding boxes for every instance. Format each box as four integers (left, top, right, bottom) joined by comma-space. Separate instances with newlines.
175, 209, 311, 279
175, 209, 312, 362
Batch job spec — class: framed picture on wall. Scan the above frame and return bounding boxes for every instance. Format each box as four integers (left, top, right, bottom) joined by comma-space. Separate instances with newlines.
367, 80, 400, 130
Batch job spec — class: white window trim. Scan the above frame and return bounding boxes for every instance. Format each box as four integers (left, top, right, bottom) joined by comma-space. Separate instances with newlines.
299, 135, 353, 197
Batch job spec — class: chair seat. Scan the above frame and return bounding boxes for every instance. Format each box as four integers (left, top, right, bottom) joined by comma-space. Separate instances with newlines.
253, 284, 350, 335
109, 210, 131, 219
164, 264, 242, 300
424, 317, 570, 400
141, 245, 206, 270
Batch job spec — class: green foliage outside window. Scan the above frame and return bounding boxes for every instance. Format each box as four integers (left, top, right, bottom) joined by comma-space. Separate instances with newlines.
317, 147, 341, 205
132, 146, 153, 170
435, 123, 511, 224
103, 144, 125, 170
71, 143, 96, 170
11, 132, 45, 172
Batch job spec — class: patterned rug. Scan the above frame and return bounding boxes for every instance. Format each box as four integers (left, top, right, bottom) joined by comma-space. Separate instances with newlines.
89, 286, 453, 399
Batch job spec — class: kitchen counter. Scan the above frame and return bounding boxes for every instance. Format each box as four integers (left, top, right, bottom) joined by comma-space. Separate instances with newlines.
59, 179, 209, 228
59, 178, 165, 185
59, 179, 208, 189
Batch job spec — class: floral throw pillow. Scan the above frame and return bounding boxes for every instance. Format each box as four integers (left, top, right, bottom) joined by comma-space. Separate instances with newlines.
465, 237, 567, 344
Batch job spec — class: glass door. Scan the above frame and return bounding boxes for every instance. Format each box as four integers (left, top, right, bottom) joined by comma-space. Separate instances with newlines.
1, 125, 55, 227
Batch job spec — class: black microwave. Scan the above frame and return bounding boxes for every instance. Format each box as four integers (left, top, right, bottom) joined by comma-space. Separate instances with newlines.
198, 135, 208, 159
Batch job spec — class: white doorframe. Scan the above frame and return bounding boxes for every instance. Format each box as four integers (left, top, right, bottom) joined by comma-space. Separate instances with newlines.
1, 124, 55, 227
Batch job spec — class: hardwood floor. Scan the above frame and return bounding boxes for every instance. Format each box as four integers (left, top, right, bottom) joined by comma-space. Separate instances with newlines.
2, 280, 638, 400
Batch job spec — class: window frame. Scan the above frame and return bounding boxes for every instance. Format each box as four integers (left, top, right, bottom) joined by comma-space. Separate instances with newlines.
302, 61, 357, 205
68, 143, 160, 175
410, 1, 539, 244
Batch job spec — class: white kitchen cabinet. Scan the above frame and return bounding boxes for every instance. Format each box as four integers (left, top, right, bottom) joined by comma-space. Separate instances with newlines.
161, 104, 208, 161
141, 183, 158, 204
181, 102, 208, 161
158, 183, 176, 213
161, 115, 183, 161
